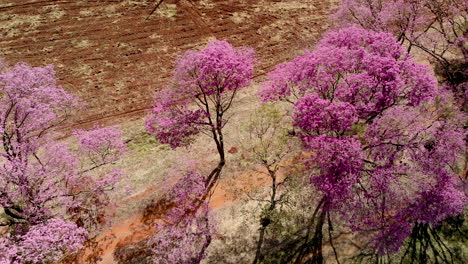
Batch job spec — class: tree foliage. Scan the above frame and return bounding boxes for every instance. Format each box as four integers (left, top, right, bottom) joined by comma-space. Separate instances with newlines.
147, 164, 213, 264
334, 0, 468, 106
260, 26, 466, 261
2, 1, 464, 262
0, 62, 128, 263
145, 40, 255, 263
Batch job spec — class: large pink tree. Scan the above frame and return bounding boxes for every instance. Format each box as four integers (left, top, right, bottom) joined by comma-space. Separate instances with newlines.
333, 0, 467, 106
260, 27, 465, 262
0, 62, 128, 263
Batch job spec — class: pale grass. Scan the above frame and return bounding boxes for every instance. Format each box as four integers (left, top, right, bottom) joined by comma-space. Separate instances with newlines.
0, 14, 43, 37
42, 4, 66, 20
73, 39, 91, 49
155, 4, 177, 18
230, 12, 249, 24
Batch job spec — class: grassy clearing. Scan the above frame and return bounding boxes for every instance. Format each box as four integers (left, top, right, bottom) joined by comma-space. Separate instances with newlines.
230, 12, 249, 24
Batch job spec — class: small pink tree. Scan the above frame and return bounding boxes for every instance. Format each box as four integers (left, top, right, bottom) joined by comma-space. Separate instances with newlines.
260, 27, 465, 262
0, 62, 128, 263
146, 40, 255, 195
145, 40, 254, 263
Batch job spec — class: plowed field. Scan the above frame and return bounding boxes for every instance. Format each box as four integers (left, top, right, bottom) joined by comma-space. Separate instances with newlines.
1, 0, 336, 128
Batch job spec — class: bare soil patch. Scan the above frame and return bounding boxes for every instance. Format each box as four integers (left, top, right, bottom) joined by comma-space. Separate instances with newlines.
0, 0, 336, 129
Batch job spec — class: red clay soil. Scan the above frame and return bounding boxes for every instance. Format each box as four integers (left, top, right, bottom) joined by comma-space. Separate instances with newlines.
61, 169, 272, 264
0, 0, 336, 130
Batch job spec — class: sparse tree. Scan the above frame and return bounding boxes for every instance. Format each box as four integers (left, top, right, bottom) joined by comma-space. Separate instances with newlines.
238, 104, 298, 264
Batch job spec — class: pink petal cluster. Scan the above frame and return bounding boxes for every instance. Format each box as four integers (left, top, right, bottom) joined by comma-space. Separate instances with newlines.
146, 40, 255, 148
0, 62, 128, 262
145, 88, 207, 148
302, 135, 363, 206
73, 125, 128, 164
353, 106, 466, 253
0, 63, 80, 154
294, 94, 358, 133
0, 219, 87, 264
260, 51, 318, 102
174, 40, 255, 96
334, 0, 467, 103
260, 27, 437, 120
370, 217, 414, 255
406, 182, 465, 225
333, 0, 426, 35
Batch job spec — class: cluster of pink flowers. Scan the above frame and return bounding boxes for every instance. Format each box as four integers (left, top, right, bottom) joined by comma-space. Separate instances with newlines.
303, 135, 363, 207
261, 26, 466, 254
294, 94, 358, 134
0, 62, 128, 263
334, 0, 468, 106
145, 87, 207, 148
146, 40, 255, 148
0, 219, 87, 264
73, 125, 128, 164
174, 40, 255, 95
261, 27, 437, 120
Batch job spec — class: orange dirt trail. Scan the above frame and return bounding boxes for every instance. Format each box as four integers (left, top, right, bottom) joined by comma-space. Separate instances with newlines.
67, 169, 270, 264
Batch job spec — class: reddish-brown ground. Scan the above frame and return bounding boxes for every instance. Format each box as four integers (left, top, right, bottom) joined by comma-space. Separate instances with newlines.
1, 0, 336, 129
1, 0, 337, 262
61, 169, 272, 264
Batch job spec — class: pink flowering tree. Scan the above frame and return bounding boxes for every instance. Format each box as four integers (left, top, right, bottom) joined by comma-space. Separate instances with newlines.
146, 39, 255, 196
261, 26, 436, 118
145, 40, 254, 263
0, 62, 128, 263
260, 27, 465, 262
353, 104, 466, 261
333, 0, 467, 106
